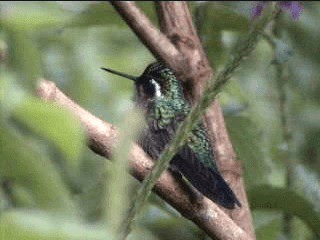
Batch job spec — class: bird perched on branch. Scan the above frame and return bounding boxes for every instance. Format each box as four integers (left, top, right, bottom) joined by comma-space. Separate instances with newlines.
102, 62, 241, 209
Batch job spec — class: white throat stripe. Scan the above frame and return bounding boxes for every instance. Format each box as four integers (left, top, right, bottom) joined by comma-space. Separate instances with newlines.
151, 79, 162, 97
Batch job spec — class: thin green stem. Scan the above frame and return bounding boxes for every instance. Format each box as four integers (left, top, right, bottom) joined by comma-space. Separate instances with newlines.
120, 5, 280, 240
265, 8, 294, 239
270, 12, 295, 240
264, 10, 296, 239
276, 56, 293, 240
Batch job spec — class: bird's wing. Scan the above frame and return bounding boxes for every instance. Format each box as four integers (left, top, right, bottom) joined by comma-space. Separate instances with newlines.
140, 103, 241, 209
171, 131, 241, 209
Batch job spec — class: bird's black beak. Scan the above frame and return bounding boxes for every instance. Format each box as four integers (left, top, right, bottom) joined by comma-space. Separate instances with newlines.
101, 67, 138, 81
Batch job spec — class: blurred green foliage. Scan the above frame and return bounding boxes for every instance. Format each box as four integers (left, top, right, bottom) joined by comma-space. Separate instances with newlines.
0, 2, 319, 240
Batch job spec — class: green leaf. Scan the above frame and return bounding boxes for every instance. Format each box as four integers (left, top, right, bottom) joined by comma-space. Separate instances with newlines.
225, 115, 270, 186
8, 183, 36, 209
6, 30, 43, 87
0, 186, 10, 214
256, 218, 281, 240
0, 210, 110, 240
248, 185, 320, 237
206, 3, 250, 32
196, 3, 250, 66
64, 2, 126, 28
0, 125, 75, 213
13, 96, 85, 167
0, 2, 70, 31
64, 2, 157, 29
253, 212, 282, 240
0, 73, 26, 119
294, 165, 320, 213
106, 109, 144, 235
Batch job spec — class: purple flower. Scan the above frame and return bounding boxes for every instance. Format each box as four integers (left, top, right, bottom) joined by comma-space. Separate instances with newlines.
251, 1, 303, 20
279, 1, 303, 19
252, 2, 268, 18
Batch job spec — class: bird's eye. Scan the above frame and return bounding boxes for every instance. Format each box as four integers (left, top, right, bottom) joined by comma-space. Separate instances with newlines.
141, 80, 155, 97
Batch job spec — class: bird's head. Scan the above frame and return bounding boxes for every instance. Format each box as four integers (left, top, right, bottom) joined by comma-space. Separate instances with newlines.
102, 62, 184, 104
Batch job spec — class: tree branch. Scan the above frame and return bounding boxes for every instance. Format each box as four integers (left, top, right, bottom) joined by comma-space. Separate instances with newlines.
36, 79, 252, 240
155, 1, 212, 98
110, 1, 183, 73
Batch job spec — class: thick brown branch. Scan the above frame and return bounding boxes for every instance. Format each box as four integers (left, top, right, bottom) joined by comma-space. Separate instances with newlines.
208, 101, 255, 238
155, 1, 212, 98
110, 1, 183, 73
155, 2, 255, 238
36, 79, 252, 240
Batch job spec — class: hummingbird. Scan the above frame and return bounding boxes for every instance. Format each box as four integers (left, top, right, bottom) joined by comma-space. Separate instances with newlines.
102, 62, 241, 209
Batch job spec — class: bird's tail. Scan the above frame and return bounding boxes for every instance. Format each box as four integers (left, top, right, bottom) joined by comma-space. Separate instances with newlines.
172, 156, 241, 209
